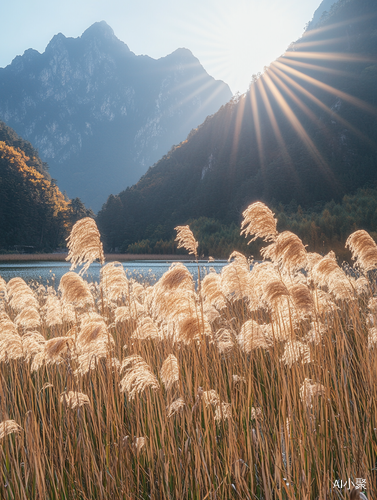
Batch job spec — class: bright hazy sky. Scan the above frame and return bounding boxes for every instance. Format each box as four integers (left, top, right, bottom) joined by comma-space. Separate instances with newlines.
0, 0, 323, 95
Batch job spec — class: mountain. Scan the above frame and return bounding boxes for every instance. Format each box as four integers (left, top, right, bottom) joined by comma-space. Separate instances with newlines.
97, 0, 377, 252
307, 0, 338, 29
0, 22, 231, 211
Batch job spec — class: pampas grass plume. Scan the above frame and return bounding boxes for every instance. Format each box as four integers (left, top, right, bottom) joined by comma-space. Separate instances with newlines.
66, 217, 105, 275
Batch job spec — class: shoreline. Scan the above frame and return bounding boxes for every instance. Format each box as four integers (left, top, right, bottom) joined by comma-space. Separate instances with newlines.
0, 253, 194, 263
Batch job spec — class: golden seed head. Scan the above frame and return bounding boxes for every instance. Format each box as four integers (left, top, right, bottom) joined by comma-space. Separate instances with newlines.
174, 225, 198, 258
66, 217, 105, 275
240, 201, 278, 243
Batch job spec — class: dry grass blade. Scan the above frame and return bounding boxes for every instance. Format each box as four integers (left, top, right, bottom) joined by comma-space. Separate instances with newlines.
240, 201, 278, 243
66, 217, 105, 275
174, 225, 198, 258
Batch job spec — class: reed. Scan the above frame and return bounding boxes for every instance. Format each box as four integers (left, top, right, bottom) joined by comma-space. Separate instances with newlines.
0, 201, 375, 499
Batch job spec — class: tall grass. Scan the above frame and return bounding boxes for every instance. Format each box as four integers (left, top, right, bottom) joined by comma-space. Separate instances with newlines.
0, 206, 375, 499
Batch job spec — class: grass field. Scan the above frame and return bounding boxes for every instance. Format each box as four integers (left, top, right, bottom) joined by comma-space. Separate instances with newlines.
0, 205, 374, 499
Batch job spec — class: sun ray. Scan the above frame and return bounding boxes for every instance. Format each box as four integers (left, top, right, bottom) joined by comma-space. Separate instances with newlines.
230, 93, 247, 167
283, 51, 376, 65
270, 61, 376, 148
273, 59, 377, 116
249, 81, 264, 169
262, 70, 337, 186
257, 76, 294, 172
279, 57, 359, 80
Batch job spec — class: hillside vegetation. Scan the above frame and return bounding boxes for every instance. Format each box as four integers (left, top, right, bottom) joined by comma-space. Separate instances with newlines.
98, 0, 377, 256
0, 121, 93, 251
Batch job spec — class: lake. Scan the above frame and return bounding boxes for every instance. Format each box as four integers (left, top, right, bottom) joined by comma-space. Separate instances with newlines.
0, 259, 227, 287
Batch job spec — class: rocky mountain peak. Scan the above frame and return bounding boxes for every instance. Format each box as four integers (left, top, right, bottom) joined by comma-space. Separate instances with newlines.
0, 23, 232, 210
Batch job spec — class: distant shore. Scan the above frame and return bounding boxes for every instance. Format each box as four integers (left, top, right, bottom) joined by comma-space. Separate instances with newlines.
0, 253, 194, 262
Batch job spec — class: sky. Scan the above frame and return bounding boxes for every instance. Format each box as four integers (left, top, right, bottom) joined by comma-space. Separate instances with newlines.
0, 0, 324, 95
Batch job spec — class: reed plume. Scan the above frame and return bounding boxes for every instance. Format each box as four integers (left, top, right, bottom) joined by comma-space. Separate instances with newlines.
120, 355, 160, 400
15, 306, 41, 329
115, 301, 145, 323
346, 229, 377, 272
22, 331, 45, 362
299, 379, 325, 408
44, 295, 63, 327
61, 391, 90, 409
202, 390, 231, 421
311, 252, 354, 300
214, 328, 234, 355
261, 231, 307, 272
289, 283, 314, 316
0, 312, 18, 335
0, 420, 22, 439
174, 225, 198, 258
214, 402, 232, 422
0, 330, 23, 362
7, 277, 38, 312
66, 217, 105, 275
202, 271, 226, 309
0, 276, 7, 302
203, 390, 221, 407
31, 336, 75, 371
368, 327, 377, 349
132, 316, 160, 341
304, 321, 326, 345
75, 338, 118, 376
240, 201, 278, 242
158, 262, 194, 291
177, 315, 212, 344
100, 262, 128, 302
280, 340, 311, 367
78, 315, 108, 345
238, 320, 272, 353
59, 272, 94, 306
160, 354, 179, 390
166, 398, 186, 418
263, 280, 290, 307
221, 252, 250, 300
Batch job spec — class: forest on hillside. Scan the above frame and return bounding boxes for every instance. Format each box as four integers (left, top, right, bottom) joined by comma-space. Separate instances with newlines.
0, 121, 93, 252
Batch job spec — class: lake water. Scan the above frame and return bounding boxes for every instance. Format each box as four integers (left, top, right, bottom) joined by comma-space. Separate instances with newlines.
0, 260, 227, 287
